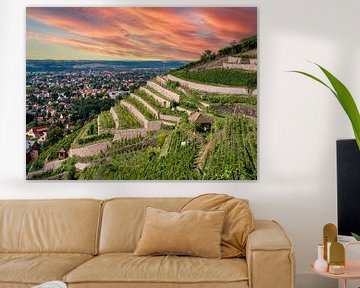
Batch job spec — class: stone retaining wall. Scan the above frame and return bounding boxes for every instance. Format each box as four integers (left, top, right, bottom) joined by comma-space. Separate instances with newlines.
121, 100, 147, 127
200, 101, 210, 108
120, 101, 161, 131
98, 127, 116, 135
140, 87, 171, 108
190, 56, 257, 72
147, 81, 180, 102
146, 120, 162, 131
69, 141, 111, 158
156, 76, 167, 85
110, 107, 119, 129
190, 59, 224, 72
130, 93, 159, 118
97, 113, 116, 135
113, 128, 148, 142
159, 114, 181, 123
227, 57, 257, 65
97, 115, 101, 135
176, 106, 192, 115
166, 75, 257, 96
223, 62, 257, 71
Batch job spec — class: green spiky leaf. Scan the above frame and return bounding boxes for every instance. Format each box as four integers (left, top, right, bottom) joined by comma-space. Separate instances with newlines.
290, 64, 360, 150
351, 232, 360, 241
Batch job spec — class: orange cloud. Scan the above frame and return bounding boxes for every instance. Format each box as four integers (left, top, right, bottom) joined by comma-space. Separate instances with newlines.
26, 7, 257, 60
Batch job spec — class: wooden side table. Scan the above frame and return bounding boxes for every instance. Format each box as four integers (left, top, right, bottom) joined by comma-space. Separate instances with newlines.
311, 242, 360, 288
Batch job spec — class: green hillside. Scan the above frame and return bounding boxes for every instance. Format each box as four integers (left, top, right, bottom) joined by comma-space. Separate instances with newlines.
27, 37, 258, 180
171, 68, 257, 88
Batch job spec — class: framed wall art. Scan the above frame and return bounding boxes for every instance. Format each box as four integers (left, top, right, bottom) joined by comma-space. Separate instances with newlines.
26, 7, 257, 180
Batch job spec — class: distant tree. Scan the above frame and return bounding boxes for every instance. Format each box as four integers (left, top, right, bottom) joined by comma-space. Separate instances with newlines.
200, 50, 216, 62
66, 162, 77, 180
51, 92, 59, 101
46, 126, 64, 146
88, 124, 95, 135
229, 41, 240, 54
240, 35, 257, 51
26, 113, 35, 124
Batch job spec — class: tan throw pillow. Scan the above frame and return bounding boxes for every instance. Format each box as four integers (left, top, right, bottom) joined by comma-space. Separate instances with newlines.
134, 207, 225, 258
181, 194, 254, 258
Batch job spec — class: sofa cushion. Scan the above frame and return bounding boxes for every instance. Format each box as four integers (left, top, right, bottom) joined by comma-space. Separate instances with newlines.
99, 198, 190, 253
63, 253, 248, 285
134, 207, 225, 258
0, 253, 93, 285
0, 199, 102, 254
181, 194, 254, 258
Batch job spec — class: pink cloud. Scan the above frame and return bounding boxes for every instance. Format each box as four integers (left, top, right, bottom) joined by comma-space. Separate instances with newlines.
26, 7, 257, 60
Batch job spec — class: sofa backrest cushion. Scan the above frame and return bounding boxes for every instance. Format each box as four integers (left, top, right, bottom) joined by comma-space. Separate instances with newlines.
0, 199, 102, 254
99, 198, 189, 253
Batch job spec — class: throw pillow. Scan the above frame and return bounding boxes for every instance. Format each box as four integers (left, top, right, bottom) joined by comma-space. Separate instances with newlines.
134, 207, 225, 258
181, 193, 254, 258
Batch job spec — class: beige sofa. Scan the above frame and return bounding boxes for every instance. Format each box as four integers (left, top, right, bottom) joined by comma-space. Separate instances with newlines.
0, 198, 295, 288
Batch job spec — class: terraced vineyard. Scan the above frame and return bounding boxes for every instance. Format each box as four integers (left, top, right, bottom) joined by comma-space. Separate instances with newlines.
135, 89, 184, 116
99, 111, 115, 129
114, 103, 142, 129
199, 93, 257, 106
28, 131, 80, 173
202, 117, 257, 180
83, 129, 200, 180
171, 68, 257, 88
125, 96, 157, 120
145, 85, 173, 103
29, 38, 258, 180
153, 81, 200, 111
71, 120, 113, 148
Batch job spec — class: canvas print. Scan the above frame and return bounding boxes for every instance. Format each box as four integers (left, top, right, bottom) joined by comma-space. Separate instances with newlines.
26, 7, 257, 180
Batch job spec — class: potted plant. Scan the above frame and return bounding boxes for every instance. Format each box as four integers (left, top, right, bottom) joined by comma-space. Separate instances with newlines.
290, 64, 360, 241
290, 63, 360, 149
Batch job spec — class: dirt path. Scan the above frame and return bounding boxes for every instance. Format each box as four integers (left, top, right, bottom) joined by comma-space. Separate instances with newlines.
196, 139, 214, 171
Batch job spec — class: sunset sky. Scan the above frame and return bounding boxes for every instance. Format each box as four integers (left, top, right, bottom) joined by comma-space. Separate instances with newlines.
26, 7, 257, 61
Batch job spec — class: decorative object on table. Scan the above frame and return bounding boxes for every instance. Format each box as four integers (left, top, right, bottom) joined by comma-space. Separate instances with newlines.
314, 244, 328, 272
290, 63, 360, 149
329, 242, 345, 275
32, 281, 67, 288
311, 238, 360, 288
323, 223, 337, 262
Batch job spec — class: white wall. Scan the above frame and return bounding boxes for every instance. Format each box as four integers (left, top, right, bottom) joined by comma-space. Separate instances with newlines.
0, 0, 359, 287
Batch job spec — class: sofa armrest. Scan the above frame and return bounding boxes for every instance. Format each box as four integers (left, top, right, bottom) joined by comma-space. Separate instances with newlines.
246, 220, 295, 288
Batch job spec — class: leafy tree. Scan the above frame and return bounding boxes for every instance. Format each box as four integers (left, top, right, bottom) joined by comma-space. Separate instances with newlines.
88, 124, 95, 135
26, 113, 35, 124
200, 50, 216, 62
66, 159, 77, 180
46, 126, 64, 146
51, 92, 59, 101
